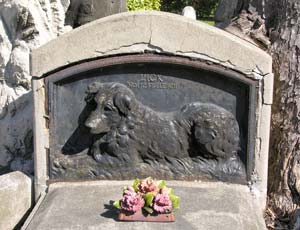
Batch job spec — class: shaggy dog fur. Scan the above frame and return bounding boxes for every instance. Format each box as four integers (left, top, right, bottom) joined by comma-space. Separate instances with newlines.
84, 82, 241, 167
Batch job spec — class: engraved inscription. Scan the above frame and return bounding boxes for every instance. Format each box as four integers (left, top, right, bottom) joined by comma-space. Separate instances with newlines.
127, 74, 177, 89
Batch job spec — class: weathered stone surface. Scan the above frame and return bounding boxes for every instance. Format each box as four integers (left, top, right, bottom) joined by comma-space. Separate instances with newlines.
32, 78, 49, 200
0, 85, 33, 174
25, 181, 266, 230
31, 11, 272, 78
0, 171, 32, 230
263, 73, 274, 105
0, 0, 70, 174
252, 104, 272, 205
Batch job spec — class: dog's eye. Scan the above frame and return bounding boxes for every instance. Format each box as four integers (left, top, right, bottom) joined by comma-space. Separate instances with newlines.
104, 104, 113, 112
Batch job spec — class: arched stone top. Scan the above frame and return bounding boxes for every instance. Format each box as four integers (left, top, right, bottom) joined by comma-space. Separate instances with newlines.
31, 11, 272, 77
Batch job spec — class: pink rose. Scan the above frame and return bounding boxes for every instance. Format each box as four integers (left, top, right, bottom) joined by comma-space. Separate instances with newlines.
138, 177, 159, 195
153, 193, 172, 213
121, 187, 145, 212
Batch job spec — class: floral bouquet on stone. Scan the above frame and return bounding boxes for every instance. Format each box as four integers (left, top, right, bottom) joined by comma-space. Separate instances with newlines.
113, 177, 180, 222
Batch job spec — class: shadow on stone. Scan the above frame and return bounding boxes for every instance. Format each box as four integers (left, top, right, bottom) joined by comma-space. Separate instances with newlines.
100, 200, 119, 221
61, 102, 95, 155
0, 90, 34, 176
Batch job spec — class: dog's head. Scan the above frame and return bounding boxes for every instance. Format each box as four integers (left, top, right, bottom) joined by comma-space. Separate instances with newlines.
84, 82, 136, 134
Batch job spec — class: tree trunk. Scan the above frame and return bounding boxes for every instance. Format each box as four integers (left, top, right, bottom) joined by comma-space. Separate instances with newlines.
254, 0, 300, 228
267, 0, 300, 225
216, 0, 300, 228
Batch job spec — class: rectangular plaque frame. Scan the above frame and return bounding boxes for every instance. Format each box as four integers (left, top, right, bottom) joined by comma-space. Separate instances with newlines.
40, 54, 258, 184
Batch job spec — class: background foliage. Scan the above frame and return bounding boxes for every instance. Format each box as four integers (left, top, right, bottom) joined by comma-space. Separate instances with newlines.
127, 0, 161, 11
161, 0, 218, 18
127, 0, 218, 19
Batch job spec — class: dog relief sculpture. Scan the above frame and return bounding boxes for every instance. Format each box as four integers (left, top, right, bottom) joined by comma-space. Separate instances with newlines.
82, 82, 244, 180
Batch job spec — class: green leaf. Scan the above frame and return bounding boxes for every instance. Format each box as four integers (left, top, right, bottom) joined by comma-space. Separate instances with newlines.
143, 206, 154, 214
113, 200, 121, 209
157, 180, 166, 189
144, 192, 154, 207
132, 178, 140, 192
168, 188, 174, 195
170, 194, 180, 210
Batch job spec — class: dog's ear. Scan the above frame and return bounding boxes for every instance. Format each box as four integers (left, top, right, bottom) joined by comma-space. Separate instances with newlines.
85, 83, 100, 102
113, 93, 132, 116
87, 82, 101, 94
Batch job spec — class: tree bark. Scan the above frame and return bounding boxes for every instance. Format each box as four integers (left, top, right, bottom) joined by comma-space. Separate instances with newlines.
257, 0, 300, 228
268, 0, 300, 214
266, 1, 300, 228
216, 0, 300, 228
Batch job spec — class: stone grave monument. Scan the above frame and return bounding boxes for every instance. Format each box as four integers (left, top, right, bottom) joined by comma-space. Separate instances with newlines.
23, 11, 272, 229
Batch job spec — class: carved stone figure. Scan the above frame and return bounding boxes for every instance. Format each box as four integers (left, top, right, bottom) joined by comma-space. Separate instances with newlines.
65, 0, 126, 28
84, 82, 241, 167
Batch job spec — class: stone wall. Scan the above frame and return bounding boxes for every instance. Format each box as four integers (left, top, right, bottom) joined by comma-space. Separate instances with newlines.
0, 0, 70, 175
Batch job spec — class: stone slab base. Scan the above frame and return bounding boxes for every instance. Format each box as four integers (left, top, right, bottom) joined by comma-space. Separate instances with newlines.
24, 181, 266, 230
0, 171, 32, 230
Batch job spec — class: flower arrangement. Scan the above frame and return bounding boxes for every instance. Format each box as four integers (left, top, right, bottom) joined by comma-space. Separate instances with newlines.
113, 177, 180, 216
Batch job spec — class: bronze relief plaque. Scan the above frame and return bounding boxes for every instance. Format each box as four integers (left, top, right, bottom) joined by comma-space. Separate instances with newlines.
47, 55, 254, 183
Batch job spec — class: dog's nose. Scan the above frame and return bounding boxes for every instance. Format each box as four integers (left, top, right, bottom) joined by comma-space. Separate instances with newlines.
85, 114, 99, 129
85, 119, 96, 129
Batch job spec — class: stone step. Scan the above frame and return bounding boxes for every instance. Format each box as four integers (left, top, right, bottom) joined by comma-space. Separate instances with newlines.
23, 181, 266, 230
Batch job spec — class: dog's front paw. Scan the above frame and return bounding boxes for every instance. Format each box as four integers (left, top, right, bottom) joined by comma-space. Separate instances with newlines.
93, 152, 103, 162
